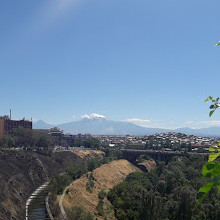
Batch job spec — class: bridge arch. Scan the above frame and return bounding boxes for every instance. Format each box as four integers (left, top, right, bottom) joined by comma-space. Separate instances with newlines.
122, 149, 191, 164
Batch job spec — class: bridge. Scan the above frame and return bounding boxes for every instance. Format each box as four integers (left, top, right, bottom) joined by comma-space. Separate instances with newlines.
121, 149, 208, 163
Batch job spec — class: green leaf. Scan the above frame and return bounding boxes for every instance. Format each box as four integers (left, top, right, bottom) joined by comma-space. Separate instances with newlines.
209, 110, 215, 117
203, 162, 220, 179
209, 146, 220, 152
205, 96, 213, 102
206, 163, 216, 170
209, 146, 220, 162
198, 182, 215, 206
216, 41, 220, 46
211, 164, 220, 178
202, 162, 215, 177
209, 152, 220, 162
202, 162, 220, 177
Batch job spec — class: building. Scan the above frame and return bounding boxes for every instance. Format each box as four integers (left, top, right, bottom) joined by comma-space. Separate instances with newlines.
48, 127, 64, 137
0, 116, 32, 136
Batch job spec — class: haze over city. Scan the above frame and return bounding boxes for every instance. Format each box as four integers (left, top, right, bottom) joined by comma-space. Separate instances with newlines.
1, 0, 220, 129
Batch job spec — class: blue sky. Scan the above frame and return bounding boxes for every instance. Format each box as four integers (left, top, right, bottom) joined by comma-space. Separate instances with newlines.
1, 0, 220, 128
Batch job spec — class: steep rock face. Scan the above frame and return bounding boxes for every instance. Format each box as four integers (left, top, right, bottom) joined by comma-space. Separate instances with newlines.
0, 150, 80, 220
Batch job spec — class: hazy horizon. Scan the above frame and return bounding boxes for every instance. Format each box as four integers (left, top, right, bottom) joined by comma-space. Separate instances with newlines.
32, 113, 220, 130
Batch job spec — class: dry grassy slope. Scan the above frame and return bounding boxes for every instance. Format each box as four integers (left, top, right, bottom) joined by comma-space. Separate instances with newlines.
63, 159, 141, 220
72, 150, 105, 159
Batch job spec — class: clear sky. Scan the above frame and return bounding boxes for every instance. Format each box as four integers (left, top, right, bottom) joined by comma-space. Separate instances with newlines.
1, 0, 220, 128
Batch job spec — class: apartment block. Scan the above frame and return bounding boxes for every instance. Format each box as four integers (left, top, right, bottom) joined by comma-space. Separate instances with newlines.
0, 116, 32, 136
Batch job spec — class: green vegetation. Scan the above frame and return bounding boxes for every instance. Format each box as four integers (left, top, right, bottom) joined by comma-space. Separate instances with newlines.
50, 174, 72, 195
50, 148, 120, 198
198, 145, 220, 206
0, 127, 54, 154
205, 96, 220, 117
108, 156, 220, 220
197, 97, 220, 206
72, 137, 102, 148
73, 138, 84, 147
97, 189, 107, 216
49, 159, 101, 219
86, 172, 95, 193
98, 189, 107, 200
102, 148, 122, 162
49, 148, 122, 218
84, 137, 101, 149
50, 159, 100, 196
96, 200, 104, 216
0, 135, 15, 148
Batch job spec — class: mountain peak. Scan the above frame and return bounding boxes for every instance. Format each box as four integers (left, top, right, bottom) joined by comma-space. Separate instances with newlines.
33, 120, 53, 129
81, 113, 106, 120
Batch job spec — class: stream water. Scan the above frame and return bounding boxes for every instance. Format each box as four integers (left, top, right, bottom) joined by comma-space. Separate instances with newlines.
26, 183, 50, 220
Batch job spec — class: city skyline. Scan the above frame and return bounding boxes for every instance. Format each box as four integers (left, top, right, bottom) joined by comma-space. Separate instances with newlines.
1, 0, 220, 129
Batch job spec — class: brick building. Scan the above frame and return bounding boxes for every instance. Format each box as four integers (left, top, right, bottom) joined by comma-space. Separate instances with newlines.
0, 116, 32, 136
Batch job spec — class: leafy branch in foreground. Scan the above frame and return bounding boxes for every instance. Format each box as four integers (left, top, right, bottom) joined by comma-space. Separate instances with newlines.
197, 144, 220, 206
216, 41, 220, 46
197, 96, 220, 206
204, 96, 220, 117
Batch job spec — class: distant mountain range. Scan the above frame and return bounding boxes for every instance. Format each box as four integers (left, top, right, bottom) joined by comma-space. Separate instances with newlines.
33, 118, 220, 137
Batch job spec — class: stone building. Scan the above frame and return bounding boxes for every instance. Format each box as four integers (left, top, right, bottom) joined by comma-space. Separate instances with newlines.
0, 116, 32, 136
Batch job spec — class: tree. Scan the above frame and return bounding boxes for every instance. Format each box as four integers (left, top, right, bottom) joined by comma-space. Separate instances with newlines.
33, 132, 54, 155
84, 137, 101, 149
11, 126, 33, 148
74, 138, 83, 147
0, 136, 15, 148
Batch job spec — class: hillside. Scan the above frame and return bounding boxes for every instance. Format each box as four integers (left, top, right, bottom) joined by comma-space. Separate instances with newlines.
0, 150, 81, 220
62, 159, 141, 219
73, 150, 105, 159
